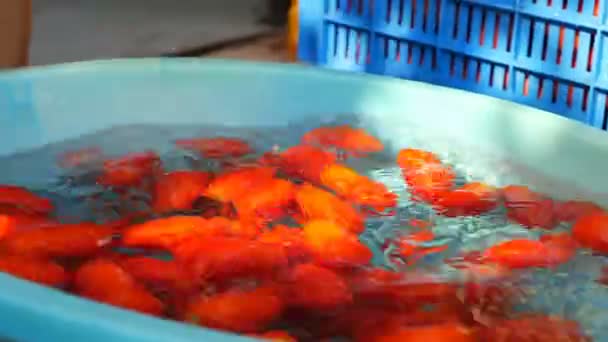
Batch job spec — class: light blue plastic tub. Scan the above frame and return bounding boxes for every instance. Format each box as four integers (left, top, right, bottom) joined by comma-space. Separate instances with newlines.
0, 58, 607, 341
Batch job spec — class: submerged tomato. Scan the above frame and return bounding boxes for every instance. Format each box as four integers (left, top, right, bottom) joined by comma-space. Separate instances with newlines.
502, 185, 557, 229
302, 125, 384, 156
175, 137, 252, 159
435, 182, 499, 217
404, 164, 455, 204
396, 148, 442, 171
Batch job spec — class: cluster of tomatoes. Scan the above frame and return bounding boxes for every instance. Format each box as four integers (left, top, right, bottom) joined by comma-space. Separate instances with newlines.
0, 124, 601, 341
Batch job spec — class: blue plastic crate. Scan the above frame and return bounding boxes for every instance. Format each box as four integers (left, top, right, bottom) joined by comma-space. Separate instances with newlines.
298, 0, 608, 129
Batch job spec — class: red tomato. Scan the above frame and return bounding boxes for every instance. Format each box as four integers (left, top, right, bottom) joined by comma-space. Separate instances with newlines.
358, 322, 477, 342
554, 200, 603, 223
74, 259, 164, 316
175, 137, 252, 159
503, 185, 557, 229
572, 211, 608, 254
483, 238, 574, 269
184, 286, 283, 333
435, 182, 499, 217
281, 263, 352, 311
152, 170, 213, 213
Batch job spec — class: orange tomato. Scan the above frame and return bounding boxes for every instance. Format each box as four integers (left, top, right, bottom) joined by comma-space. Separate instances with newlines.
320, 163, 398, 212
233, 178, 295, 228
396, 148, 442, 171
404, 164, 456, 204
122, 216, 213, 250
303, 220, 372, 265
276, 145, 337, 183
295, 184, 364, 234
204, 167, 276, 203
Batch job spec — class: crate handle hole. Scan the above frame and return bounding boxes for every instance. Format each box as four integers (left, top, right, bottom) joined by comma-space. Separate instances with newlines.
452, 2, 461, 39
411, 0, 418, 29
557, 26, 565, 64
355, 31, 362, 63
587, 32, 596, 72
526, 19, 535, 57
395, 40, 401, 62
594, 0, 600, 15
408, 44, 413, 64
434, 0, 441, 34
537, 78, 545, 99
571, 30, 579, 68
479, 9, 487, 46
465, 6, 474, 43
345, 28, 351, 59
492, 13, 500, 49
541, 22, 549, 61
551, 80, 559, 104
507, 13, 514, 52
449, 54, 455, 76
422, 0, 431, 32
420, 48, 426, 67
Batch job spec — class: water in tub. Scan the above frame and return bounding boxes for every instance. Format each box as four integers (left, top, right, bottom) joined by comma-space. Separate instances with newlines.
0, 114, 602, 341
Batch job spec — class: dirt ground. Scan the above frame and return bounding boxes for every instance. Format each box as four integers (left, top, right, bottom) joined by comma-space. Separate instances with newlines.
203, 32, 289, 62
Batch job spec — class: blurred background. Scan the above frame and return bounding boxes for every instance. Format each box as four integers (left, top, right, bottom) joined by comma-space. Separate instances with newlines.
29, 0, 291, 65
